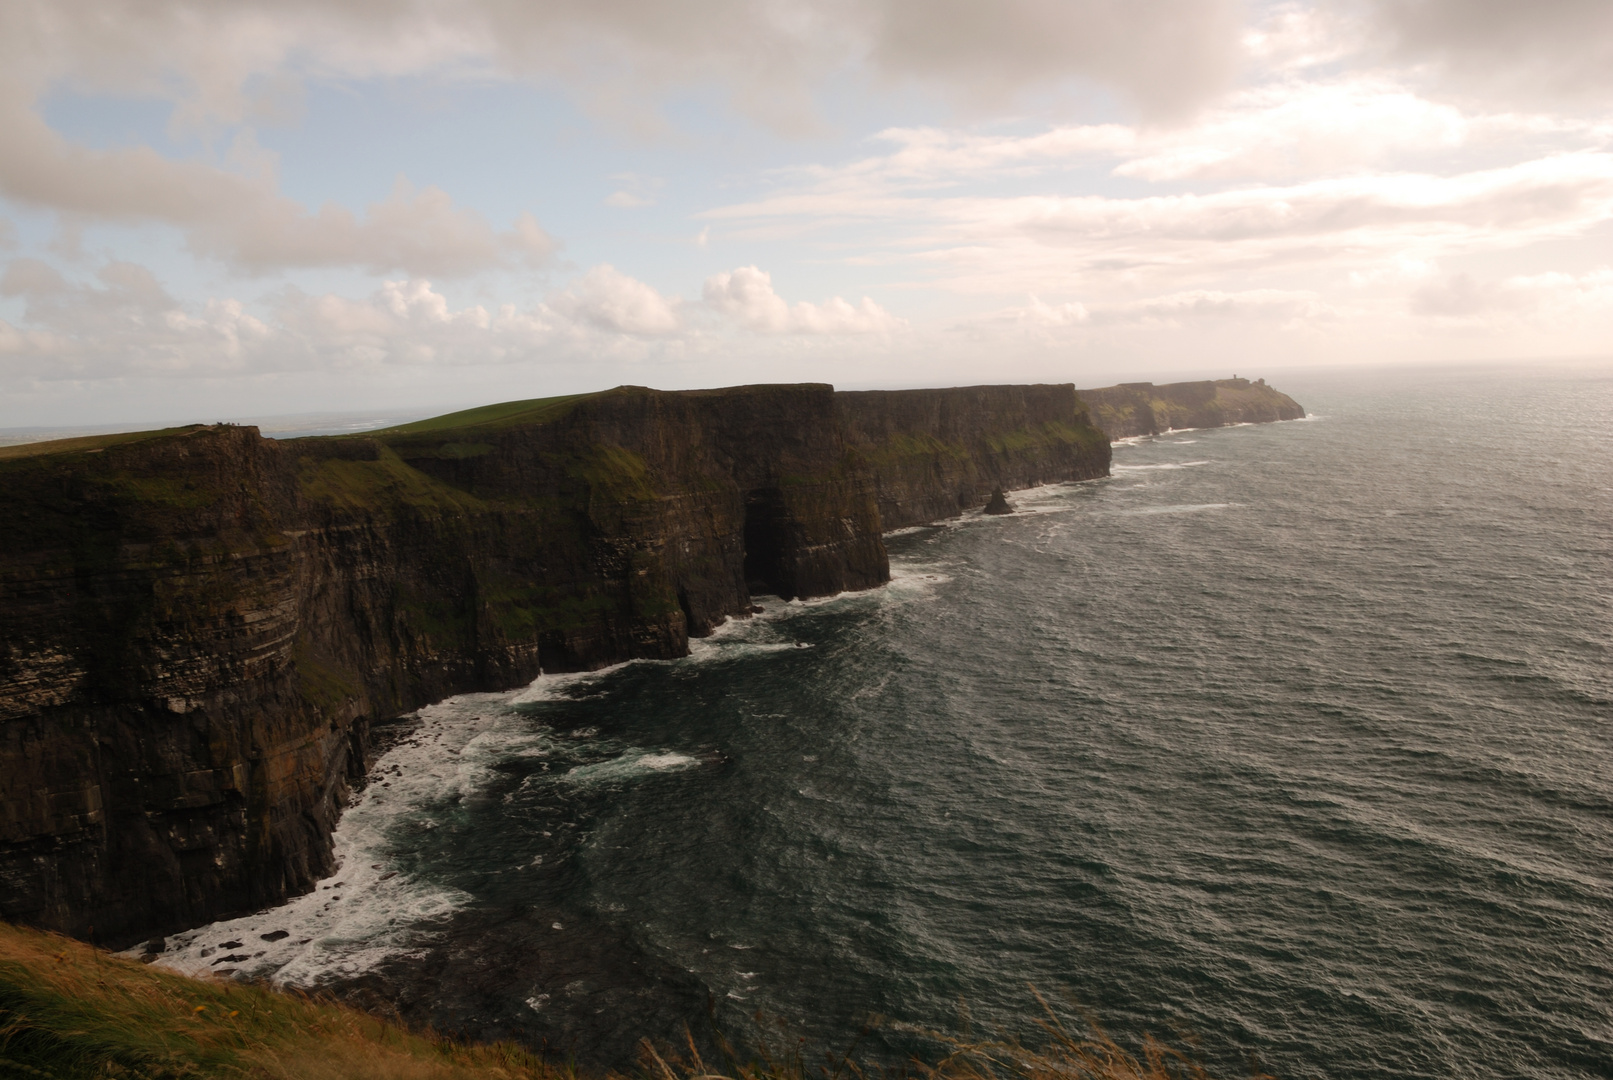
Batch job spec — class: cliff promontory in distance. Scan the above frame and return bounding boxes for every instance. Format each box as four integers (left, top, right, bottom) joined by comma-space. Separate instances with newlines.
1079, 377, 1306, 439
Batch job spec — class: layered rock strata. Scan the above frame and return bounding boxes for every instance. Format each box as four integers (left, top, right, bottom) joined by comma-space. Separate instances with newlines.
0, 382, 1109, 944
1079, 378, 1305, 439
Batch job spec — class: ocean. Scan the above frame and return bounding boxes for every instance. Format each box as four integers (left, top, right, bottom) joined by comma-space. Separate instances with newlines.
148, 366, 1613, 1079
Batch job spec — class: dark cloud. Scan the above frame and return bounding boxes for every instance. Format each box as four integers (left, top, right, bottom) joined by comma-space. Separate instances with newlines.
1369, 0, 1613, 103
866, 0, 1243, 119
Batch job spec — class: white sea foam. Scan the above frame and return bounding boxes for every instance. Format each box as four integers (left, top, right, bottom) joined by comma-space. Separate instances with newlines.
1113, 461, 1211, 471
562, 750, 700, 786
685, 610, 818, 663
508, 663, 641, 704
1111, 502, 1232, 516
133, 696, 547, 987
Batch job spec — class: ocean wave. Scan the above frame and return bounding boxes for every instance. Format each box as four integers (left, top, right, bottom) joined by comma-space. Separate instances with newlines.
133, 697, 511, 985
508, 662, 645, 704
1109, 502, 1233, 516
561, 749, 701, 787
1112, 461, 1211, 471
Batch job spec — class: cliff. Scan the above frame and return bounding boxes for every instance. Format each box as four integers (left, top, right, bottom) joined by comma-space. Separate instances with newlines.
1079, 378, 1304, 439
837, 384, 1110, 529
0, 382, 1106, 944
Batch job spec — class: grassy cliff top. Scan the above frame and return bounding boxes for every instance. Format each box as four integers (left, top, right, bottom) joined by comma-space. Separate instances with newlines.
372, 393, 598, 436
369, 384, 838, 440
0, 425, 212, 462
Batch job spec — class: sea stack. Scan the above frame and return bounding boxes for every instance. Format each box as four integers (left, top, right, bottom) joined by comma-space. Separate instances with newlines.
983, 488, 1012, 514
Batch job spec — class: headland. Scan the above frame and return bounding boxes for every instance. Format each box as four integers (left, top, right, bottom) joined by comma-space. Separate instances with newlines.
0, 378, 1298, 947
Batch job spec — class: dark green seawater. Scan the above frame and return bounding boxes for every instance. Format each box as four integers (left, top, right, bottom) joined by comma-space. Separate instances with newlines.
157, 367, 1612, 1079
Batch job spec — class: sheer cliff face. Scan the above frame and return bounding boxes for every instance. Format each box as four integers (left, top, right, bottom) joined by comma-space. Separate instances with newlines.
838, 385, 1111, 529
0, 382, 1108, 943
1079, 378, 1305, 440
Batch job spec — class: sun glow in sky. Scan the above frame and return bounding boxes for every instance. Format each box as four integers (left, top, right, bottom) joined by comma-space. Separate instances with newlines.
2, 0, 1612, 426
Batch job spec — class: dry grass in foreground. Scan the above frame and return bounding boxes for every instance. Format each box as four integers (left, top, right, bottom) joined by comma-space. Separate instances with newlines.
0, 921, 1246, 1080
0, 921, 565, 1080
643, 990, 1250, 1080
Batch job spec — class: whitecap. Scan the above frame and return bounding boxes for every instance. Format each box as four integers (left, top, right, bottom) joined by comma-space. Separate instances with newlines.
1113, 461, 1210, 471
1111, 502, 1232, 516
508, 663, 639, 705
562, 750, 700, 786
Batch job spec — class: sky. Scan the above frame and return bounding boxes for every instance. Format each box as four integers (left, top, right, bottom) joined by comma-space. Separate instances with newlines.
2, 0, 1612, 427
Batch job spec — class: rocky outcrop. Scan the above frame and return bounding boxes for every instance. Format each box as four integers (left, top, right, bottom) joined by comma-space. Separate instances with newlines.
1079, 378, 1305, 439
0, 381, 1107, 944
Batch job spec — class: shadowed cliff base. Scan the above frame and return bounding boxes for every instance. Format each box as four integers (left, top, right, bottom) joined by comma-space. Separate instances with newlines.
0, 382, 1114, 945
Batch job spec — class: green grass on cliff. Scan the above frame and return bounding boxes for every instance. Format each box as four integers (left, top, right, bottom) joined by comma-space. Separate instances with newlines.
373, 394, 596, 436
0, 427, 209, 461
294, 444, 489, 514
0, 923, 1237, 1080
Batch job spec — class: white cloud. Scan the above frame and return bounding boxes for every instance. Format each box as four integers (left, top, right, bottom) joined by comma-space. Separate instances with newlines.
736, 75, 1607, 203
0, 258, 921, 384
0, 86, 556, 276
0, 262, 693, 379
550, 264, 682, 336
1412, 266, 1613, 320
708, 148, 1613, 299
603, 172, 664, 209
999, 288, 1331, 331
702, 266, 904, 334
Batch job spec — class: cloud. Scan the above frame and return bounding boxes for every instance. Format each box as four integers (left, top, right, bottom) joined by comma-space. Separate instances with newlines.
858, 0, 1242, 119
548, 265, 682, 336
703, 266, 904, 334
708, 148, 1613, 298
1410, 272, 1506, 317
0, 258, 920, 384
0, 0, 1249, 143
0, 257, 271, 374
0, 261, 690, 379
1411, 266, 1613, 320
603, 173, 663, 209
745, 75, 1604, 202
1368, 0, 1613, 105
1002, 288, 1331, 331
0, 86, 556, 275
